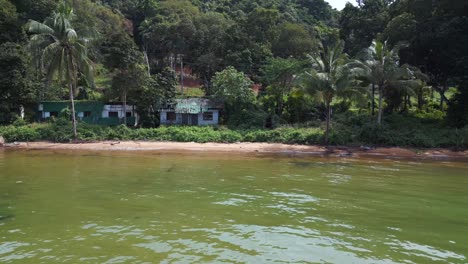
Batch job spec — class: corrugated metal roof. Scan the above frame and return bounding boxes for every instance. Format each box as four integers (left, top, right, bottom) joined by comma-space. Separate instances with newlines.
172, 98, 220, 114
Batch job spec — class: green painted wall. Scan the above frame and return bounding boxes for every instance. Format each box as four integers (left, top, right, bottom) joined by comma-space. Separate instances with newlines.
39, 101, 135, 126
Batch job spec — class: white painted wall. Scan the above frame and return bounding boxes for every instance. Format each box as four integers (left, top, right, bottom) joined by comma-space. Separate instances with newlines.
160, 110, 219, 126
198, 110, 219, 126
101, 105, 135, 118
160, 110, 183, 124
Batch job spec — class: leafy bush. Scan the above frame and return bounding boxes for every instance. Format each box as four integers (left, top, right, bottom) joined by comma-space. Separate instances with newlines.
0, 114, 466, 149
0, 125, 40, 142
413, 108, 445, 121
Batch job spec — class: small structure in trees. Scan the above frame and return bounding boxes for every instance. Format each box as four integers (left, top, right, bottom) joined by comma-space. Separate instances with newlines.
38, 101, 138, 126
159, 98, 221, 126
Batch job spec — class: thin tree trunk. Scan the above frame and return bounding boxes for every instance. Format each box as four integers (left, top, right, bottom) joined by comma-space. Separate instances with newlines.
123, 90, 127, 126
277, 93, 283, 117
403, 94, 408, 112
439, 91, 444, 109
377, 87, 383, 125
69, 81, 77, 140
180, 56, 184, 95
325, 101, 331, 145
417, 89, 423, 110
439, 89, 448, 109
66, 52, 78, 140
437, 84, 449, 109
203, 76, 210, 95
143, 48, 150, 76
371, 83, 375, 116
19, 105, 25, 120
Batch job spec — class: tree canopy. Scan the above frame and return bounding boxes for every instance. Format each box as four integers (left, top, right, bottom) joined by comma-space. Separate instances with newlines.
0, 0, 467, 137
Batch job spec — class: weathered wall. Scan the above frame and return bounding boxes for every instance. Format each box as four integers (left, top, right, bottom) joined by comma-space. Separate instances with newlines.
160, 110, 183, 125
101, 105, 136, 118
198, 110, 219, 126
160, 110, 219, 126
38, 101, 137, 126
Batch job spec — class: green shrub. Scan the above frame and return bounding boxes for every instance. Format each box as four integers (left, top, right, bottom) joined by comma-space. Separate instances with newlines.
12, 117, 27, 127
0, 115, 466, 149
0, 125, 40, 142
413, 108, 445, 121
219, 130, 242, 143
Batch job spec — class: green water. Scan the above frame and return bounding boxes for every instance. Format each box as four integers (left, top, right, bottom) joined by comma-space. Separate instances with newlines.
0, 149, 467, 263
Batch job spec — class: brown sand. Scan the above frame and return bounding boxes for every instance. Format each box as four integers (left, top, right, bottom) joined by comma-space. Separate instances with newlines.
3, 141, 467, 159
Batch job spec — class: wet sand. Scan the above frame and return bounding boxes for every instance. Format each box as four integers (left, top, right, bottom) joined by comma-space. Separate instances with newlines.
3, 141, 467, 159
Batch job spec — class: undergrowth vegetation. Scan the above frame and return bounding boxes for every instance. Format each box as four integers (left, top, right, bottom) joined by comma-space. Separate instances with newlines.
1, 113, 466, 149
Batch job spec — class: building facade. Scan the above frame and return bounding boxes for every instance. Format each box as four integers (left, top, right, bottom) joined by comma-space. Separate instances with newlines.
38, 101, 138, 126
159, 98, 221, 126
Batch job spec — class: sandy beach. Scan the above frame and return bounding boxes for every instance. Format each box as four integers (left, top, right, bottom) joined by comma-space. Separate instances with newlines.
2, 141, 467, 159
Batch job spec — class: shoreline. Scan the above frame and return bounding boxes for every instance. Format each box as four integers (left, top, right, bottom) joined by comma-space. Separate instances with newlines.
2, 141, 468, 159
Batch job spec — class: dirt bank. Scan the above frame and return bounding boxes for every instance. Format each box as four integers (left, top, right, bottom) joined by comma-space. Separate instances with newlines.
3, 141, 468, 159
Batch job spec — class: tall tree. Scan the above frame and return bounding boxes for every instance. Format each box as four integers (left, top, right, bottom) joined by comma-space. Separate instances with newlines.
359, 40, 419, 124
301, 41, 359, 143
0, 0, 23, 44
212, 66, 254, 105
339, 0, 390, 56
101, 30, 143, 125
0, 43, 34, 124
261, 57, 302, 117
271, 23, 315, 58
211, 66, 255, 125
110, 64, 147, 126
133, 67, 177, 127
28, 1, 93, 139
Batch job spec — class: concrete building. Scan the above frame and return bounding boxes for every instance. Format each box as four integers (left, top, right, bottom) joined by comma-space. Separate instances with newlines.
38, 101, 138, 126
159, 98, 221, 126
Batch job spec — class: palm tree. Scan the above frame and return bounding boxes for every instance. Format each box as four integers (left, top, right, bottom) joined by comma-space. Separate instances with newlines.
28, 1, 93, 139
354, 52, 379, 116
358, 40, 418, 125
301, 41, 361, 144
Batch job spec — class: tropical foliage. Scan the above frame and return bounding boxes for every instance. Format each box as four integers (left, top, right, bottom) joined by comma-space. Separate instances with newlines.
302, 41, 360, 142
0, 0, 467, 147
28, 1, 93, 138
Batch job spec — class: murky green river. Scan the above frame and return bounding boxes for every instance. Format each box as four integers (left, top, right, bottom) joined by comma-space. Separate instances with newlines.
0, 149, 467, 263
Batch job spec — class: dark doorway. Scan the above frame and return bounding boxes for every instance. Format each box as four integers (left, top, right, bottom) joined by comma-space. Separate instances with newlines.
190, 114, 198, 125
182, 114, 198, 125
182, 114, 189, 125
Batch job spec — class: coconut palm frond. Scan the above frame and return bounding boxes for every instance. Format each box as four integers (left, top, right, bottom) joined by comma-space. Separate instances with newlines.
28, 0, 95, 138
43, 48, 64, 86
28, 20, 55, 35
66, 29, 78, 42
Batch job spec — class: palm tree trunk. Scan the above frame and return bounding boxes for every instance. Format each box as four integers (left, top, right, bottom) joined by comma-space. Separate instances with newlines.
377, 86, 383, 125
325, 101, 331, 144
69, 81, 77, 140
371, 83, 375, 116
